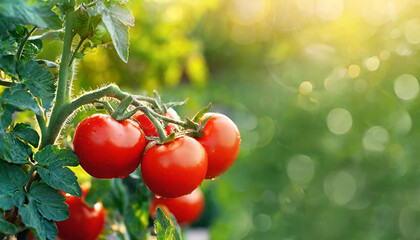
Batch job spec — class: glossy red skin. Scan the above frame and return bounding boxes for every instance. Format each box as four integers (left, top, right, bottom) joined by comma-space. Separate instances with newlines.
132, 108, 180, 139
141, 136, 207, 198
150, 188, 205, 226
73, 114, 146, 179
197, 113, 241, 179
56, 188, 105, 240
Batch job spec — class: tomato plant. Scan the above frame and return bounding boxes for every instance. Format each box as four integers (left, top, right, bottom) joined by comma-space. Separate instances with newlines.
0, 0, 240, 239
141, 136, 208, 198
197, 113, 241, 179
56, 187, 105, 240
150, 188, 205, 226
73, 114, 146, 179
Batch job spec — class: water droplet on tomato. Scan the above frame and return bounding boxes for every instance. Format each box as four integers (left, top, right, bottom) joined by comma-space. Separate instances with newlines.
155, 195, 162, 199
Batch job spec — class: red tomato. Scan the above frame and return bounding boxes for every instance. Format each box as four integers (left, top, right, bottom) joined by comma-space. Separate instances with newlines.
132, 108, 180, 139
141, 136, 207, 198
73, 114, 146, 179
56, 188, 105, 240
197, 113, 241, 179
149, 188, 205, 226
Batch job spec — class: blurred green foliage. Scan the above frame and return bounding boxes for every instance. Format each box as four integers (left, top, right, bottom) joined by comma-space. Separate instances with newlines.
35, 0, 420, 239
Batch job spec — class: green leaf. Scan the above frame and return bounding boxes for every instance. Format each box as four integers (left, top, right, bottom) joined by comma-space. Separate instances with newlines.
96, 1, 134, 63
1, 84, 42, 115
34, 145, 79, 167
154, 208, 182, 240
0, 0, 62, 29
38, 165, 82, 197
192, 103, 212, 123
0, 54, 16, 77
0, 161, 26, 211
0, 216, 18, 235
35, 59, 59, 69
18, 60, 55, 112
0, 133, 32, 164
0, 104, 13, 132
19, 201, 58, 240
85, 178, 111, 206
27, 182, 69, 221
124, 202, 149, 240
11, 123, 39, 147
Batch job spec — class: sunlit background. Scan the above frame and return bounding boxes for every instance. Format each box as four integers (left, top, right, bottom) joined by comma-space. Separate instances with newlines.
37, 0, 420, 239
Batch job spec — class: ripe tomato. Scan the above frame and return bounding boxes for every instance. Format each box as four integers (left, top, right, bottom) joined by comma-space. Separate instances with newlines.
56, 188, 105, 240
73, 114, 146, 179
149, 188, 205, 226
197, 113, 241, 179
141, 136, 207, 198
132, 108, 180, 139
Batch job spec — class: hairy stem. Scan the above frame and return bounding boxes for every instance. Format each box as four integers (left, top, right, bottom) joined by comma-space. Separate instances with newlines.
68, 38, 85, 67
40, 84, 169, 148
149, 110, 189, 128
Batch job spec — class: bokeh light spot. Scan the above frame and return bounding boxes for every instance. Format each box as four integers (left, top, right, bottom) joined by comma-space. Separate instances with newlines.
324, 170, 357, 205
287, 155, 315, 184
380, 49, 391, 60
315, 0, 344, 21
348, 64, 361, 78
254, 214, 272, 232
405, 19, 420, 44
364, 56, 380, 71
299, 81, 313, 96
363, 126, 389, 151
327, 108, 353, 135
394, 74, 419, 100
354, 79, 367, 93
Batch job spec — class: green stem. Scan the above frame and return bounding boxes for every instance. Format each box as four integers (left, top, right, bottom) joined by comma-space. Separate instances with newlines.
55, 11, 75, 108
65, 62, 75, 102
0, 79, 13, 87
149, 110, 189, 128
40, 84, 169, 148
35, 114, 47, 139
24, 165, 36, 191
16, 26, 37, 61
136, 96, 160, 109
68, 38, 85, 67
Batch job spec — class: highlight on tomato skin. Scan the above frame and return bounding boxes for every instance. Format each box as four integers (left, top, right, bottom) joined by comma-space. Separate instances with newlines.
73, 114, 146, 179
141, 136, 208, 198
197, 113, 241, 179
149, 188, 205, 226
55, 187, 105, 240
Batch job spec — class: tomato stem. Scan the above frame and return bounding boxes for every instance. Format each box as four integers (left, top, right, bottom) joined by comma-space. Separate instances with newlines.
16, 26, 37, 61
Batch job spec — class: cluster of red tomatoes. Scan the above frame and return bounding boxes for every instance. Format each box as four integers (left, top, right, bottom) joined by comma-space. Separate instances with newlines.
49, 108, 240, 239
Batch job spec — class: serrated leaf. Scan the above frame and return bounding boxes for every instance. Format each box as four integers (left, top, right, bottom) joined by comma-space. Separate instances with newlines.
28, 182, 69, 221
34, 145, 79, 167
154, 208, 182, 240
11, 123, 39, 147
1, 84, 42, 115
192, 103, 212, 123
97, 1, 134, 63
0, 0, 62, 29
0, 161, 26, 211
85, 178, 111, 207
38, 165, 82, 197
0, 54, 16, 77
18, 60, 55, 112
0, 133, 32, 164
19, 201, 58, 240
0, 216, 18, 234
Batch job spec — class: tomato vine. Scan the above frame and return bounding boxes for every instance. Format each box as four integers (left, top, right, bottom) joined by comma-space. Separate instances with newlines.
0, 0, 240, 239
